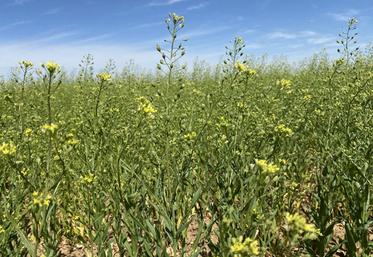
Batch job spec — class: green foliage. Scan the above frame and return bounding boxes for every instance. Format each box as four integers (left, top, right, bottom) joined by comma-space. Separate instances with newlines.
0, 15, 372, 257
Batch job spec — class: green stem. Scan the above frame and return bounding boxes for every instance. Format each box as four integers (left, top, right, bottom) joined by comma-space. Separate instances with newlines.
19, 69, 28, 138
95, 81, 104, 118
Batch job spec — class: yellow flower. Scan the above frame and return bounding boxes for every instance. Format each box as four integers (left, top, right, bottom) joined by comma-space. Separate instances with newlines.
184, 131, 197, 141
235, 62, 257, 76
97, 72, 112, 82
21, 168, 28, 176
143, 105, 157, 114
235, 62, 248, 72
41, 123, 58, 133
285, 212, 321, 240
230, 236, 259, 256
0, 142, 16, 156
43, 61, 60, 74
245, 68, 257, 76
235, 37, 244, 45
66, 133, 79, 145
303, 95, 312, 101
0, 225, 5, 234
20, 60, 33, 68
279, 159, 288, 165
71, 217, 86, 237
275, 124, 293, 137
67, 138, 79, 145
137, 97, 157, 118
277, 79, 292, 90
43, 193, 52, 206
216, 116, 230, 128
109, 107, 119, 113
32, 191, 52, 207
237, 101, 245, 108
256, 159, 280, 174
171, 13, 184, 23
24, 128, 33, 137
80, 172, 96, 184
335, 58, 345, 66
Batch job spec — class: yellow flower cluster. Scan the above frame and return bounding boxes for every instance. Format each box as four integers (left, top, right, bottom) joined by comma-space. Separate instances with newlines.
80, 172, 96, 184
32, 191, 52, 207
235, 62, 247, 72
171, 13, 184, 23
277, 79, 292, 90
66, 133, 79, 145
235, 62, 257, 76
97, 72, 112, 82
303, 95, 312, 101
237, 101, 246, 109
70, 215, 86, 238
184, 131, 197, 141
275, 124, 293, 137
67, 138, 79, 145
230, 236, 259, 256
216, 116, 230, 128
0, 142, 16, 156
43, 61, 60, 73
41, 123, 58, 133
0, 225, 4, 234
256, 159, 280, 174
137, 97, 157, 118
24, 128, 33, 137
285, 212, 320, 240
21, 168, 28, 176
20, 60, 33, 68
246, 69, 257, 76
279, 159, 288, 165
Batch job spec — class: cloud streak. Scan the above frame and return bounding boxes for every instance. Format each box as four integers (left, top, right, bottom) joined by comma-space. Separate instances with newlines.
9, 0, 32, 6
44, 7, 63, 15
0, 20, 32, 32
0, 40, 158, 73
147, 0, 185, 7
327, 9, 359, 22
266, 30, 335, 46
187, 2, 208, 11
267, 31, 316, 40
130, 22, 163, 30
181, 26, 230, 40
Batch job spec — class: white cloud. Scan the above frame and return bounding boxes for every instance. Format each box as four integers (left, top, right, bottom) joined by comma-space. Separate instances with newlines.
44, 7, 63, 15
0, 41, 158, 74
30, 31, 80, 44
267, 30, 317, 40
0, 20, 31, 32
265, 30, 337, 49
0, 27, 227, 75
306, 36, 334, 45
130, 22, 163, 30
249, 43, 264, 49
268, 31, 298, 39
266, 30, 335, 45
327, 9, 359, 22
181, 26, 230, 40
187, 2, 208, 11
147, 0, 185, 7
73, 33, 115, 44
9, 0, 32, 6
244, 29, 256, 34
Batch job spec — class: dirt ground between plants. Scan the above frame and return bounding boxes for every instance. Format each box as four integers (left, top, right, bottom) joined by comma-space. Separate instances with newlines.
57, 221, 372, 257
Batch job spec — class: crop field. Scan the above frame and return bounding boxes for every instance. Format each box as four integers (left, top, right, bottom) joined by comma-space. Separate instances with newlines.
0, 13, 372, 257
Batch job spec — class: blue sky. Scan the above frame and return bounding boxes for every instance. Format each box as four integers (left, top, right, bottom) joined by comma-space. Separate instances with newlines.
0, 0, 373, 73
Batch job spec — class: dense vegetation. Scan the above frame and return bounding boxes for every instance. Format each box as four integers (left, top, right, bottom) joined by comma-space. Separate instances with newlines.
0, 14, 372, 257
